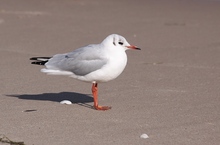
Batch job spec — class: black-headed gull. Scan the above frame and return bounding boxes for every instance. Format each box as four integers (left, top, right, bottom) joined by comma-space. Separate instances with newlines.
30, 34, 140, 110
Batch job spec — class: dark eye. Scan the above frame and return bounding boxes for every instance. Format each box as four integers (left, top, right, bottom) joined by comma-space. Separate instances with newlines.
118, 42, 123, 45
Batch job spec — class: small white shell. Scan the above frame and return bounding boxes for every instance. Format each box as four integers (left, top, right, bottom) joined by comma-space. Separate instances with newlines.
60, 100, 72, 105
140, 133, 149, 139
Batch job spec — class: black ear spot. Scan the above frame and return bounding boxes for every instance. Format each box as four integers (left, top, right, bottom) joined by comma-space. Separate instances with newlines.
113, 37, 116, 46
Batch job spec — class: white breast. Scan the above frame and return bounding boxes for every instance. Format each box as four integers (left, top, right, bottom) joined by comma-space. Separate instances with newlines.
74, 49, 127, 83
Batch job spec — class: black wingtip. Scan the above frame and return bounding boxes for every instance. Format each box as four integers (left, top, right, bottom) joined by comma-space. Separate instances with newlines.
31, 61, 47, 65
30, 57, 51, 60
30, 57, 51, 65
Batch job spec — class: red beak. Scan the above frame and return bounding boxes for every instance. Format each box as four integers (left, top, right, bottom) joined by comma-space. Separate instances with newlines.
126, 45, 141, 50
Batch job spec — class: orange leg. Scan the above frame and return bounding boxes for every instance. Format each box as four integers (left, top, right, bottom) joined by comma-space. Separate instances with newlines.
92, 83, 111, 111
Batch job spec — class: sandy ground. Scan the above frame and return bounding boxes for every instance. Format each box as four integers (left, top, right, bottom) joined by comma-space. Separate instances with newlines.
0, 0, 220, 144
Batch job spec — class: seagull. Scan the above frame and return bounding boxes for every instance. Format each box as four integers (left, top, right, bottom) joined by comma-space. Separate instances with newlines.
30, 34, 140, 110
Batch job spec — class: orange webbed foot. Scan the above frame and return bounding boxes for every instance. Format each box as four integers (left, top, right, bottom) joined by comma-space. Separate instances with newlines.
94, 105, 112, 111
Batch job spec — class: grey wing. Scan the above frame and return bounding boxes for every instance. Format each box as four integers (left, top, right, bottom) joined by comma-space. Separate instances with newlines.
45, 45, 108, 76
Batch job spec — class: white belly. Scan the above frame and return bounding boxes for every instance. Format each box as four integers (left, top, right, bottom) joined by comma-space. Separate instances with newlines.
74, 51, 128, 83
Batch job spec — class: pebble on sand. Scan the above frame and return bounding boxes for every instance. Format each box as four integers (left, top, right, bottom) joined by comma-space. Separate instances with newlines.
140, 133, 149, 139
60, 100, 72, 105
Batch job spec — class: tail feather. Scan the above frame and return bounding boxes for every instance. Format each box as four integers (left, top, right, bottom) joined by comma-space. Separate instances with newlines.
30, 57, 51, 65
